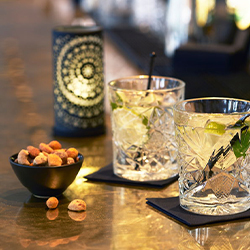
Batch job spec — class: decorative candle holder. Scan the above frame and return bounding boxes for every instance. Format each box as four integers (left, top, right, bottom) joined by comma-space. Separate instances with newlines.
52, 25, 105, 137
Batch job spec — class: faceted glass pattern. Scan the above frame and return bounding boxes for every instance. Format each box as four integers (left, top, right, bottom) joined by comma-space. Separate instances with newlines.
108, 76, 185, 181
174, 98, 250, 215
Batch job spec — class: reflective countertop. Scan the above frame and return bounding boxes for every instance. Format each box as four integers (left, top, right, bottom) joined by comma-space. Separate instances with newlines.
0, 1, 250, 249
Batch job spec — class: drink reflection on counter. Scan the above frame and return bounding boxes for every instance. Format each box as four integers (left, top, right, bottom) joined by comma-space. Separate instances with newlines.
186, 222, 250, 249
111, 187, 183, 249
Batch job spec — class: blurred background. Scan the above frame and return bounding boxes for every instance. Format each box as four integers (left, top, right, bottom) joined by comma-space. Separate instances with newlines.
1, 0, 250, 100
44, 0, 250, 99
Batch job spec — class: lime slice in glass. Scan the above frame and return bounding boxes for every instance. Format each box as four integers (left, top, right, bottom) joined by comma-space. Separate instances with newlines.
204, 121, 226, 135
113, 107, 149, 146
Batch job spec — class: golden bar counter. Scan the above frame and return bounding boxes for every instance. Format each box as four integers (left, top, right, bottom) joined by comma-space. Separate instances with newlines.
0, 1, 250, 249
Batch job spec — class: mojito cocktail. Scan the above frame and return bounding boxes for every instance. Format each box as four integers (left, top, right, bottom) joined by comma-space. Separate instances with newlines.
108, 76, 185, 181
174, 98, 250, 215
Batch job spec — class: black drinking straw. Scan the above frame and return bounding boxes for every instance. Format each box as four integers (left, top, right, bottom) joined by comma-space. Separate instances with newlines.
147, 52, 156, 90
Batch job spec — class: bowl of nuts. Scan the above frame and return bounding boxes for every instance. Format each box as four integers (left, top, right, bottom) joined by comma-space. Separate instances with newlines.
9, 140, 84, 198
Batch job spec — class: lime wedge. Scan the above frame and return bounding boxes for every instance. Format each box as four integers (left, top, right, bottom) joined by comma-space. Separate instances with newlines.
112, 107, 149, 146
204, 121, 226, 135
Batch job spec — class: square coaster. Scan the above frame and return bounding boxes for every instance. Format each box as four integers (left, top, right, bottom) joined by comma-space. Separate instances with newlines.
84, 163, 178, 188
146, 197, 250, 227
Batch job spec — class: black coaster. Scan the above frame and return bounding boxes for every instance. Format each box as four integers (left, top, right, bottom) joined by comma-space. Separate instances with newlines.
84, 163, 178, 188
146, 197, 250, 227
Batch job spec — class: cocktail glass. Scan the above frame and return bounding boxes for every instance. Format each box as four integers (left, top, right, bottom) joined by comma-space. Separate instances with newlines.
108, 75, 185, 181
173, 97, 250, 215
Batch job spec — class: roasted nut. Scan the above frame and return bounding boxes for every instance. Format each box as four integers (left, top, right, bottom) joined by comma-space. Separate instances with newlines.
67, 157, 75, 165
27, 145, 40, 158
48, 154, 62, 167
39, 143, 53, 154
66, 148, 78, 159
33, 152, 48, 165
42, 151, 49, 157
46, 197, 59, 209
17, 149, 30, 165
68, 199, 86, 211
15, 141, 81, 168
52, 149, 68, 164
48, 140, 62, 150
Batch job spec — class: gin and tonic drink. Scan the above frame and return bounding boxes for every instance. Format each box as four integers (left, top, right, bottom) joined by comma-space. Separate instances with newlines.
174, 98, 250, 215
108, 76, 185, 181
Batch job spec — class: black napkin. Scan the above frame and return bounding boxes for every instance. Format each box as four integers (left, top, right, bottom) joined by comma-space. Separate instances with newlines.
146, 196, 250, 227
84, 163, 178, 188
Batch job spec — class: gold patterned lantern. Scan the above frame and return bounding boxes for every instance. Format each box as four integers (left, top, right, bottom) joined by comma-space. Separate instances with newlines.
52, 25, 105, 137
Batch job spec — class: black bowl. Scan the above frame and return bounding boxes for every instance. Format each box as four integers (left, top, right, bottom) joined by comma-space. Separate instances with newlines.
9, 153, 84, 198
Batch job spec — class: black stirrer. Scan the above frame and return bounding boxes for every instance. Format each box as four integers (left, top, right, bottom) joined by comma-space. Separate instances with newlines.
147, 52, 156, 90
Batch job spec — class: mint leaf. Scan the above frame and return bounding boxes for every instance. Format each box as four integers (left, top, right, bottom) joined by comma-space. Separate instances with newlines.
115, 92, 123, 103
232, 126, 250, 158
142, 115, 148, 127
111, 102, 118, 110
110, 93, 123, 110
110, 102, 123, 110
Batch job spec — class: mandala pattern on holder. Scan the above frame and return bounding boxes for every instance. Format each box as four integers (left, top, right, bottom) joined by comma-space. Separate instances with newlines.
53, 34, 104, 128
